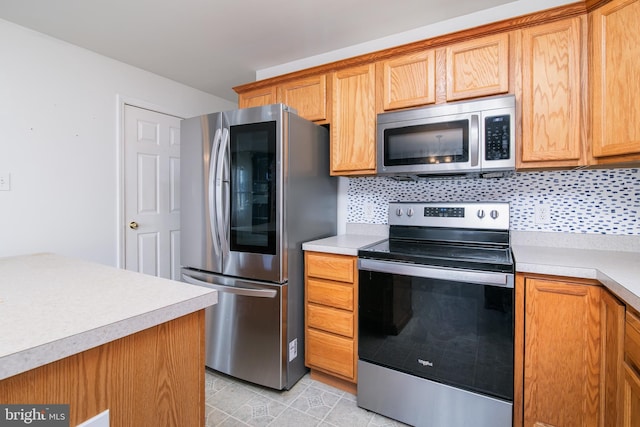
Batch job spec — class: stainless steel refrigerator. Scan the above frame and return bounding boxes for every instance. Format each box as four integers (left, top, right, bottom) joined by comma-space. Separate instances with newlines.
180, 104, 337, 390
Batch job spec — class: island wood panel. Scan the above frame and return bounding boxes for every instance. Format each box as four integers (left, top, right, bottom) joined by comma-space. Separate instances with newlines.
519, 17, 586, 168
0, 311, 205, 427
590, 0, 640, 163
523, 277, 601, 427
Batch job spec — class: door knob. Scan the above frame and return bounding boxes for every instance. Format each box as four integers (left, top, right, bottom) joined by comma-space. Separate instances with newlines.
129, 221, 139, 230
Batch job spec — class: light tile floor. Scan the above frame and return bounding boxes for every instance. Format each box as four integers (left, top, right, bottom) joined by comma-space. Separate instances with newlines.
205, 369, 409, 427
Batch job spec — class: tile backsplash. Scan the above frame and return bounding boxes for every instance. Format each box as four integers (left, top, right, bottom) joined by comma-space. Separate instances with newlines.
347, 168, 640, 235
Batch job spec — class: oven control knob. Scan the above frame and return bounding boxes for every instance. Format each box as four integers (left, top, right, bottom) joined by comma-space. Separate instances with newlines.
396, 208, 403, 216
490, 210, 499, 219
407, 208, 414, 217
477, 209, 485, 219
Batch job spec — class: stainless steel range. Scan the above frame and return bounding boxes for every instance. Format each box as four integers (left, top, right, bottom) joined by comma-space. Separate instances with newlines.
357, 201, 514, 427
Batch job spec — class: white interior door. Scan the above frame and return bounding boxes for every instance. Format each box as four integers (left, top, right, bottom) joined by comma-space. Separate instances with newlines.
124, 105, 182, 280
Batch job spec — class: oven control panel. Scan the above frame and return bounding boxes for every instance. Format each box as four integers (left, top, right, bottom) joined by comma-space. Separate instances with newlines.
389, 201, 510, 230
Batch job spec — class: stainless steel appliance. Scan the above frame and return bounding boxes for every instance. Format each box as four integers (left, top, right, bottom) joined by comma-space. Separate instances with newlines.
180, 104, 337, 390
376, 95, 515, 179
357, 201, 514, 427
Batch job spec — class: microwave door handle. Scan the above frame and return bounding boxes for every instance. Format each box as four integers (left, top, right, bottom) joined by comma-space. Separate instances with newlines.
470, 114, 480, 167
182, 274, 278, 298
208, 127, 222, 256
216, 127, 230, 256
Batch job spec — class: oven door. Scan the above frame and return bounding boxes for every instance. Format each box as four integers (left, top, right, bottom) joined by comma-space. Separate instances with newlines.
358, 258, 514, 402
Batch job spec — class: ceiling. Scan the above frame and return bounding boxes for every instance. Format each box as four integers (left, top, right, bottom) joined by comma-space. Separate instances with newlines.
1, 0, 534, 102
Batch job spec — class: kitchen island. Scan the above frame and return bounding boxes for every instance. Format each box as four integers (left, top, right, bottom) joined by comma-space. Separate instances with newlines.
0, 253, 218, 426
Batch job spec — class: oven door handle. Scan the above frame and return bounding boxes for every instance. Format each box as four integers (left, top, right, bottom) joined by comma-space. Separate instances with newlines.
358, 258, 514, 288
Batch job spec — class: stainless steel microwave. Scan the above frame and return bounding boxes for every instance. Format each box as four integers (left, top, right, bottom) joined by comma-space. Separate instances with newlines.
377, 94, 515, 179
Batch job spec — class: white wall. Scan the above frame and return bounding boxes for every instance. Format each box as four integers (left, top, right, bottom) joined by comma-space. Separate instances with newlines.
257, 0, 576, 79
0, 19, 236, 266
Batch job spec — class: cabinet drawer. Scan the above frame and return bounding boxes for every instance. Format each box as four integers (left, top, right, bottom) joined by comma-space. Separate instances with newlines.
307, 278, 353, 311
626, 311, 640, 371
306, 328, 354, 379
308, 303, 353, 338
306, 252, 355, 283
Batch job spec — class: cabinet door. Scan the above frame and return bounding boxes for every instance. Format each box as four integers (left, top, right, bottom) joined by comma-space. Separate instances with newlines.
622, 364, 640, 427
446, 33, 509, 101
524, 278, 601, 427
519, 17, 585, 168
238, 87, 276, 109
277, 75, 328, 122
331, 64, 376, 175
377, 50, 436, 111
601, 289, 625, 427
590, 0, 640, 163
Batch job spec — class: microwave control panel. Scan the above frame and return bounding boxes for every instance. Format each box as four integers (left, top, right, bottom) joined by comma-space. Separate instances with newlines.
485, 115, 511, 161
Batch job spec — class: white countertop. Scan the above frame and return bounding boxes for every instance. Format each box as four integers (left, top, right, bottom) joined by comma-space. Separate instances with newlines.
304, 233, 640, 312
0, 253, 218, 381
512, 244, 640, 312
302, 234, 387, 256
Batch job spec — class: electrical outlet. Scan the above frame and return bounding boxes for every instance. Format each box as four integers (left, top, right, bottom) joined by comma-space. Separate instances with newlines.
363, 202, 374, 220
289, 339, 297, 361
0, 172, 10, 191
534, 203, 551, 225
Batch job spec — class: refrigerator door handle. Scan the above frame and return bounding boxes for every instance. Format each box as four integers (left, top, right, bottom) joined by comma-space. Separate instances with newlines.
182, 274, 278, 298
216, 127, 230, 256
208, 128, 222, 256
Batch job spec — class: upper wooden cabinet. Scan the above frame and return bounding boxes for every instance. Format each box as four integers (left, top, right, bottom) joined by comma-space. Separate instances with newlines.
238, 76, 329, 123
446, 33, 510, 101
238, 86, 276, 109
518, 17, 586, 169
276, 75, 329, 123
376, 50, 436, 111
330, 64, 376, 175
590, 0, 640, 164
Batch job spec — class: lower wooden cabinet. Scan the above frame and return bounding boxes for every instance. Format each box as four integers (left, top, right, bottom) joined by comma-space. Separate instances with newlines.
516, 273, 640, 427
624, 310, 640, 427
520, 275, 602, 427
304, 251, 358, 393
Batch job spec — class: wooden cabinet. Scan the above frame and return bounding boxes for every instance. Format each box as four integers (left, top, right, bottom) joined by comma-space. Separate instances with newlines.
446, 33, 510, 101
376, 50, 436, 111
330, 64, 376, 176
590, 0, 640, 164
0, 311, 205, 426
518, 17, 587, 169
277, 74, 329, 123
238, 86, 276, 109
624, 310, 640, 427
601, 288, 626, 427
518, 275, 602, 426
304, 251, 358, 393
238, 76, 329, 123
